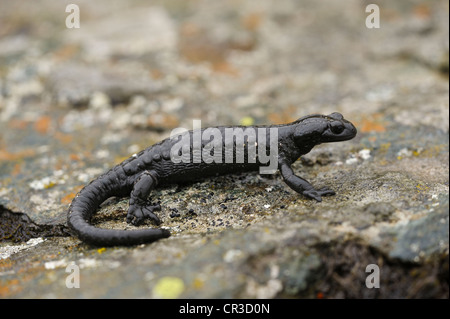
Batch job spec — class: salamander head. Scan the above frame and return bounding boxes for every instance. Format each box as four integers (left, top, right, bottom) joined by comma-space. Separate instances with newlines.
293, 112, 357, 145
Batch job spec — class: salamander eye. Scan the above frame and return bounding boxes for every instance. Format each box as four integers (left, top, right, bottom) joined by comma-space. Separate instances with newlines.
330, 121, 344, 134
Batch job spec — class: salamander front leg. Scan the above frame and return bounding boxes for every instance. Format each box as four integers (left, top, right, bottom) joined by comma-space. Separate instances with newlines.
127, 171, 161, 226
279, 162, 335, 202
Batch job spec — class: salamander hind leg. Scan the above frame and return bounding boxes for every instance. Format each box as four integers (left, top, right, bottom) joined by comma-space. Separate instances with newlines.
127, 171, 162, 226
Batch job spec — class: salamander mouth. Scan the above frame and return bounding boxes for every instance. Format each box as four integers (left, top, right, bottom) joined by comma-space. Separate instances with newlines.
343, 122, 357, 139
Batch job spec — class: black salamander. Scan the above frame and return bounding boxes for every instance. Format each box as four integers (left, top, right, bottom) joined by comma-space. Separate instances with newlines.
68, 112, 357, 246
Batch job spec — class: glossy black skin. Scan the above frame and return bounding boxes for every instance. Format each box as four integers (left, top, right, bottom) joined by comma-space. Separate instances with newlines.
68, 112, 357, 246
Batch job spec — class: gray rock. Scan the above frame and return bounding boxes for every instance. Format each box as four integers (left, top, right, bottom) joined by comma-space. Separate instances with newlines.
0, 0, 447, 299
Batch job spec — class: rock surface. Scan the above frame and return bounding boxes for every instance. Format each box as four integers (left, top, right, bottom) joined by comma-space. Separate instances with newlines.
0, 0, 448, 298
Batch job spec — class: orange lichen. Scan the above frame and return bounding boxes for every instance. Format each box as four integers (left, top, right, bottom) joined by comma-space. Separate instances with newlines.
178, 22, 241, 76
8, 119, 28, 130
34, 116, 52, 134
61, 186, 83, 204
358, 114, 386, 133
0, 148, 36, 161
267, 105, 298, 124
150, 68, 163, 79
0, 279, 22, 297
60, 193, 75, 205
211, 61, 239, 76
242, 12, 263, 31
147, 113, 180, 130
53, 44, 80, 61
69, 153, 81, 161
12, 163, 22, 176
54, 132, 73, 144
413, 4, 431, 19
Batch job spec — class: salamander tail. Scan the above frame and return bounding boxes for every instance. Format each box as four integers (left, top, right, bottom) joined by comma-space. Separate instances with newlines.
67, 170, 170, 246
68, 213, 170, 246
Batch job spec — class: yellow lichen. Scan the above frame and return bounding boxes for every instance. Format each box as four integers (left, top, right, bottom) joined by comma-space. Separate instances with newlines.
193, 277, 204, 289
240, 116, 254, 126
44, 181, 56, 189
153, 276, 185, 299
